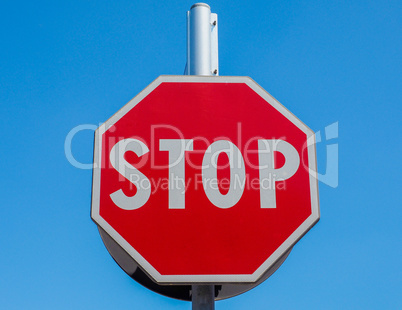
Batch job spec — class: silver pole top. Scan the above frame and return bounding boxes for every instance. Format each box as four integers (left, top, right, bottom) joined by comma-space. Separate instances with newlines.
186, 3, 218, 76
191, 3, 211, 9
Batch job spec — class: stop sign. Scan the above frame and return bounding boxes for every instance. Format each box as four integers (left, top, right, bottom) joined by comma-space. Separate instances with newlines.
91, 75, 319, 284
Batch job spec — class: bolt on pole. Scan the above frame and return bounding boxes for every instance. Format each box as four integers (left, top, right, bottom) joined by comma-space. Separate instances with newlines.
186, 3, 218, 310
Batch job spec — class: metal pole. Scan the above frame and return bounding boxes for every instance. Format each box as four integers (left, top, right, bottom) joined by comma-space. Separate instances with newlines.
192, 285, 215, 310
187, 3, 217, 309
187, 3, 218, 76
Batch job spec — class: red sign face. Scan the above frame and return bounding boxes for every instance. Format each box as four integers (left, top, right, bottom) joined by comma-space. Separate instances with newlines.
91, 76, 319, 283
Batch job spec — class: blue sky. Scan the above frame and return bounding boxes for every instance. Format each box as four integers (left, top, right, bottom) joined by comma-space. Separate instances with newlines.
0, 0, 401, 309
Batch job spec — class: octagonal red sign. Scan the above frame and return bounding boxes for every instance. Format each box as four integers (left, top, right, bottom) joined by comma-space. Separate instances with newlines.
91, 75, 319, 283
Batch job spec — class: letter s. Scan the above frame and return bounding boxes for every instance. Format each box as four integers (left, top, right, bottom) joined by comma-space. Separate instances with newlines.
109, 139, 151, 210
